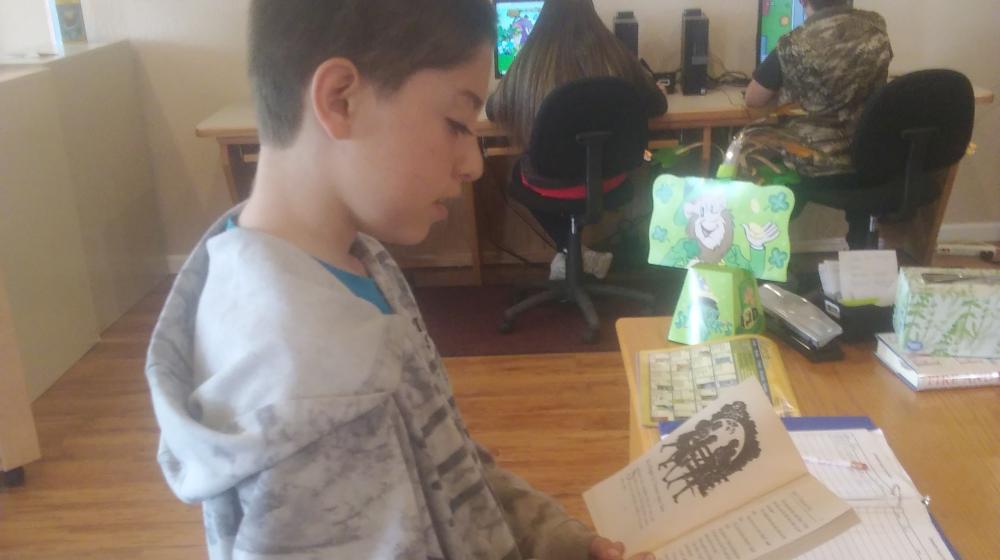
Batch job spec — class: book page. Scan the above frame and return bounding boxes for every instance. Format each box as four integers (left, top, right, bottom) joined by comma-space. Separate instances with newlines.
651, 475, 857, 560
585, 379, 816, 553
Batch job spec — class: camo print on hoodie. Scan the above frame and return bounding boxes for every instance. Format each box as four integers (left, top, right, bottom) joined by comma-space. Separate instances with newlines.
776, 6, 893, 176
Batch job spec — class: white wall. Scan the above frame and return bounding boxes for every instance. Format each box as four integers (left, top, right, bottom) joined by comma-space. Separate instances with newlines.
873, 0, 1000, 229
82, 0, 252, 259
43, 42, 168, 329
80, 0, 999, 258
0, 0, 52, 54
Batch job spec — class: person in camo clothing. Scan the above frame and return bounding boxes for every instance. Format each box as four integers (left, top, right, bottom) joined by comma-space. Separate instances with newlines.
745, 0, 893, 177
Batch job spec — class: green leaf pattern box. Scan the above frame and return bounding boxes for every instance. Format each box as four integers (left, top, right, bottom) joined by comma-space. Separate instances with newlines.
893, 267, 1000, 358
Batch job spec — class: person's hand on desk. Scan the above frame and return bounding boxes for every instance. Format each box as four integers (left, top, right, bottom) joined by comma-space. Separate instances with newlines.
589, 535, 654, 560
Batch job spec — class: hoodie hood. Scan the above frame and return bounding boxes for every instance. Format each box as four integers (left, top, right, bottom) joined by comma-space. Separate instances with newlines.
144, 208, 411, 502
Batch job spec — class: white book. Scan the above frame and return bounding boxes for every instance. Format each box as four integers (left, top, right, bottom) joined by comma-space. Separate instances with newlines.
875, 332, 1000, 391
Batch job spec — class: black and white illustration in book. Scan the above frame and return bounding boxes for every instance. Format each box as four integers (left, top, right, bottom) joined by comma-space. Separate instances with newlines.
658, 400, 761, 503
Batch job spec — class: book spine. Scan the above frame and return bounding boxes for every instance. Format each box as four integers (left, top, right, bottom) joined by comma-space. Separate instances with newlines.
916, 371, 1000, 391
875, 338, 919, 390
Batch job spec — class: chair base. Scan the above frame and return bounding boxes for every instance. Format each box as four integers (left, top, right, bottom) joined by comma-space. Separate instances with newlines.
499, 278, 654, 344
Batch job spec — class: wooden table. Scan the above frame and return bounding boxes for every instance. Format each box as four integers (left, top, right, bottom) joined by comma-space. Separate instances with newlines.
196, 86, 994, 284
615, 316, 1000, 559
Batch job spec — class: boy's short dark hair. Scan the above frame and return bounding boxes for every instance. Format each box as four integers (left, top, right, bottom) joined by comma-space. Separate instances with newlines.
249, 0, 496, 147
809, 0, 851, 10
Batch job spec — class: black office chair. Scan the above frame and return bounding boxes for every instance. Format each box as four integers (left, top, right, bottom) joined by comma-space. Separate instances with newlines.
788, 69, 975, 251
498, 77, 654, 343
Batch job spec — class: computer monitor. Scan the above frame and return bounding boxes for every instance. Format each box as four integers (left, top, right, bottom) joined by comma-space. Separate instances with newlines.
495, 1, 545, 78
756, 0, 852, 65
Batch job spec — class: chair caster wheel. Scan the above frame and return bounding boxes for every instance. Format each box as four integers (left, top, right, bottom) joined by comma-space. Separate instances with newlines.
1, 467, 25, 488
582, 328, 599, 344
498, 320, 514, 334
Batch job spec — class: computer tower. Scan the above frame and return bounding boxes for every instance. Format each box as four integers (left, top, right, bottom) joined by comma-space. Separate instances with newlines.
681, 9, 709, 95
613, 11, 639, 57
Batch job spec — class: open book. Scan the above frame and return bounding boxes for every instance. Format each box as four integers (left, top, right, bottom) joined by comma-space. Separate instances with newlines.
584, 379, 858, 560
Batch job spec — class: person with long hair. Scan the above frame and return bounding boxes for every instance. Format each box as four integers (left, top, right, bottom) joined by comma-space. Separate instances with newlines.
487, 0, 666, 280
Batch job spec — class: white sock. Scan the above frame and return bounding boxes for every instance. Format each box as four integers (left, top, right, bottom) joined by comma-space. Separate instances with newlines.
583, 247, 613, 279
549, 251, 566, 280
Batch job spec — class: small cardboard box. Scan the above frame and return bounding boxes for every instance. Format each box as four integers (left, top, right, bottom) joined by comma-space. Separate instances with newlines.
668, 264, 765, 345
893, 267, 1000, 358
821, 297, 894, 343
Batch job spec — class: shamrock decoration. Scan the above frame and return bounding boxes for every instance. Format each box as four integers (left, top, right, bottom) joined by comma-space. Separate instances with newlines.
769, 248, 789, 269
768, 192, 790, 213
652, 226, 668, 243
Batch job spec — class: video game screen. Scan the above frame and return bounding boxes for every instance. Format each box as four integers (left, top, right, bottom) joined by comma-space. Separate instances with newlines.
757, 0, 807, 64
757, 0, 853, 65
495, 1, 545, 77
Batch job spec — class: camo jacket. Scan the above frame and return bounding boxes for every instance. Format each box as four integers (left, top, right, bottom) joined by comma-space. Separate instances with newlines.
776, 6, 893, 176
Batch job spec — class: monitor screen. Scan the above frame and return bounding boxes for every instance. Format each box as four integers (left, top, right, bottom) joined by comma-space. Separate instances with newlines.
756, 0, 853, 65
495, 1, 545, 78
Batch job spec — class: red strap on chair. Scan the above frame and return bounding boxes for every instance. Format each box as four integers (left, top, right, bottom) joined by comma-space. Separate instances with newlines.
520, 170, 627, 200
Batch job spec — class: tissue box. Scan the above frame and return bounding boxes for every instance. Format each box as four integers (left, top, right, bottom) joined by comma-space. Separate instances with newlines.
893, 267, 1000, 358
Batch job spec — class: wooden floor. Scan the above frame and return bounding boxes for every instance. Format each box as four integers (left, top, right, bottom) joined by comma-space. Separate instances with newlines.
0, 280, 631, 559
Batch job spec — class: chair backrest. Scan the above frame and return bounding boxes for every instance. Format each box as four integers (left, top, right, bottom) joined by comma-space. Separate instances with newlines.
526, 77, 649, 183
852, 69, 975, 189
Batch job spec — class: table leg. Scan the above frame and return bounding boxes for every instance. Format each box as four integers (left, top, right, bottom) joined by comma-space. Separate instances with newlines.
701, 126, 713, 177
462, 181, 483, 286
907, 163, 960, 264
219, 142, 240, 204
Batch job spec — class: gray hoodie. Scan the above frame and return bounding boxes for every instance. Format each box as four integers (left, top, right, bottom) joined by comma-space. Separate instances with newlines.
145, 209, 595, 559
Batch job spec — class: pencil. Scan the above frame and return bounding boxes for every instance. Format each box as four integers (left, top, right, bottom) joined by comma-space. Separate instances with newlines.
802, 456, 869, 470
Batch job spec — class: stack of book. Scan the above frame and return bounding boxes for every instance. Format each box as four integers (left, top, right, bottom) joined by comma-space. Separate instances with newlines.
876, 267, 1000, 391
875, 332, 1000, 391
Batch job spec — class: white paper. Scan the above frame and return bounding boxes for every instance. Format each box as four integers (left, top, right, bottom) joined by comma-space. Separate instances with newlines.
788, 430, 957, 560
795, 503, 956, 560
837, 251, 898, 305
818, 261, 841, 299
790, 430, 919, 501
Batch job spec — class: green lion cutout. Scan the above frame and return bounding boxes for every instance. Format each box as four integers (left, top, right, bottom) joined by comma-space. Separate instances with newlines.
648, 175, 795, 282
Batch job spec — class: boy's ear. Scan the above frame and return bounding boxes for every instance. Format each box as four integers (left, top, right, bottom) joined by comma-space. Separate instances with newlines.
310, 58, 364, 140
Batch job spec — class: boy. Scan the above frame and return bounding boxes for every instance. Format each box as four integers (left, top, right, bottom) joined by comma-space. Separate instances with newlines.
745, 0, 893, 177
145, 1, 650, 559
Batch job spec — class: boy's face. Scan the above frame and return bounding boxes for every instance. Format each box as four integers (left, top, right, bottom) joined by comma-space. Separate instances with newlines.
334, 45, 492, 246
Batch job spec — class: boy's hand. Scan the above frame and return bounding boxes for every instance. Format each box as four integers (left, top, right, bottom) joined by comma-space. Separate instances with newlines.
588, 536, 655, 560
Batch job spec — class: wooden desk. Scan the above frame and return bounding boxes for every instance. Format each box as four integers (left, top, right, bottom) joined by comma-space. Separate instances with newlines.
196, 86, 994, 283
615, 316, 1000, 559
